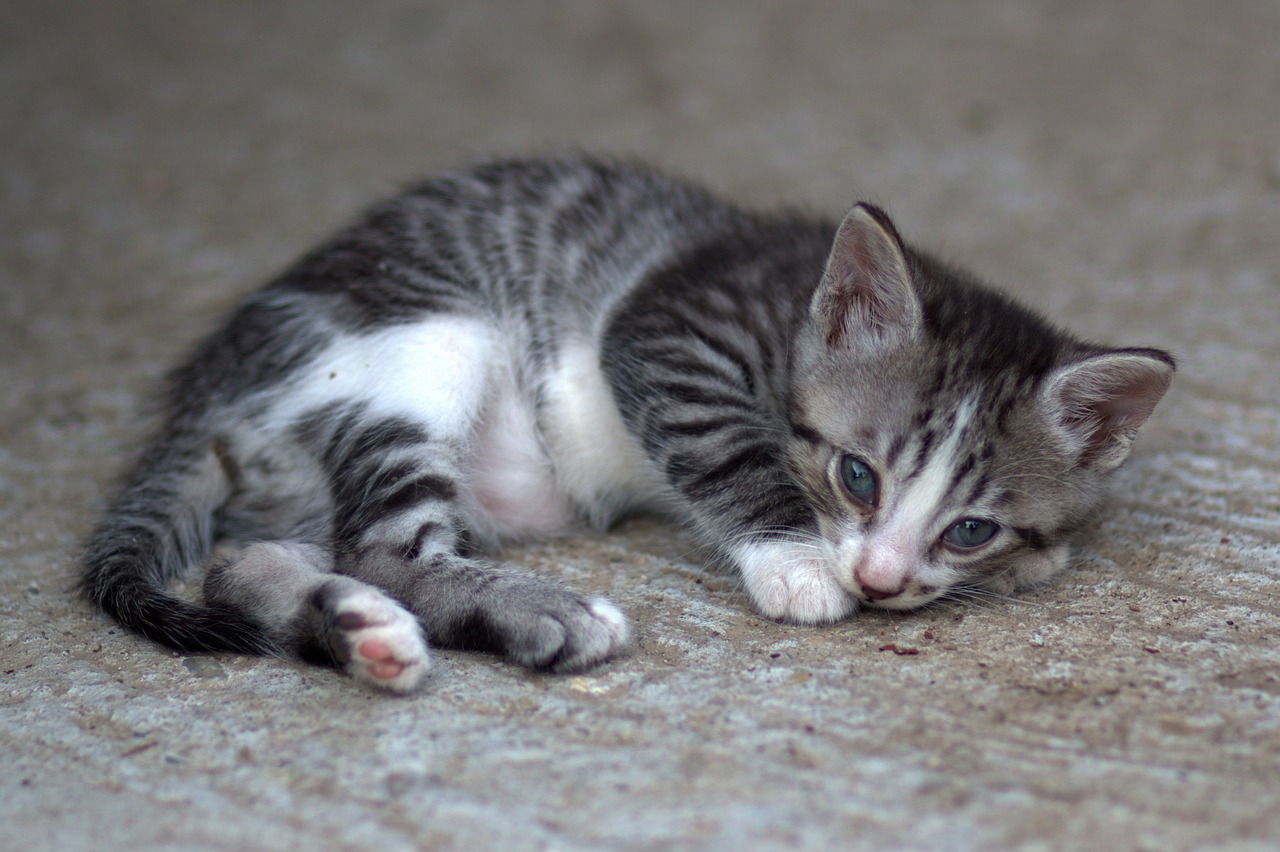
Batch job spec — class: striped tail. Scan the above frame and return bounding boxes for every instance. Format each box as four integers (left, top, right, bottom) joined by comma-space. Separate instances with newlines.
81, 437, 277, 655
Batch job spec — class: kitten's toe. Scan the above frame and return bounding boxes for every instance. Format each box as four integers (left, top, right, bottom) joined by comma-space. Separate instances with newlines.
556, 597, 630, 671
501, 593, 630, 672
328, 588, 431, 693
762, 572, 857, 624
736, 543, 857, 625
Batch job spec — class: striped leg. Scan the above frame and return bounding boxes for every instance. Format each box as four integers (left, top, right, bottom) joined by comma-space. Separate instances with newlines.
601, 279, 857, 624
309, 406, 629, 672
203, 541, 430, 692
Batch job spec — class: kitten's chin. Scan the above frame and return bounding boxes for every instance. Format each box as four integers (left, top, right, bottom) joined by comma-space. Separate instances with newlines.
859, 589, 945, 612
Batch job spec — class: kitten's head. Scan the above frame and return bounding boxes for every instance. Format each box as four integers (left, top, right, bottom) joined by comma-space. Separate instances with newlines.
786, 204, 1173, 609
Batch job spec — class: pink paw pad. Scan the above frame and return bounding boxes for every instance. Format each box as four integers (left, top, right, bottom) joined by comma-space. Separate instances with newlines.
356, 639, 406, 680
331, 590, 430, 692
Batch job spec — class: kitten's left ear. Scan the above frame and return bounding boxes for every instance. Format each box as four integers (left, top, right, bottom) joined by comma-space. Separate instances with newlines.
812, 203, 923, 349
1041, 348, 1175, 471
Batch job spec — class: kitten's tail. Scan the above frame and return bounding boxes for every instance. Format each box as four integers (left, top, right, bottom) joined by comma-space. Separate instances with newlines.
81, 437, 277, 655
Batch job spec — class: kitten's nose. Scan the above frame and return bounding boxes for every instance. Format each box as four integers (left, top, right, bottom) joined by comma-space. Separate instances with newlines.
853, 553, 908, 601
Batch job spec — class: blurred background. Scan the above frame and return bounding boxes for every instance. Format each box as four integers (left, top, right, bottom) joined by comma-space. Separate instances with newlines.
3, 2, 1278, 848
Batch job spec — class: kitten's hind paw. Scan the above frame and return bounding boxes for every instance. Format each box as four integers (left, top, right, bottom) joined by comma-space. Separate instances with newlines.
481, 585, 630, 673
324, 586, 431, 693
539, 596, 630, 672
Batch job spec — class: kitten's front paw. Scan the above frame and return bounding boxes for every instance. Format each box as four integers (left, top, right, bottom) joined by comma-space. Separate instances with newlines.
324, 586, 431, 693
733, 541, 857, 625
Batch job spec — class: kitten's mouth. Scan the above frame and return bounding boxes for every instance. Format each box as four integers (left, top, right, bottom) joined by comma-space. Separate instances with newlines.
856, 584, 943, 611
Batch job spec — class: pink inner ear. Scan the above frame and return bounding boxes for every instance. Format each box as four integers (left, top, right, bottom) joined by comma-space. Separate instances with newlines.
1096, 393, 1150, 424
822, 255, 897, 344
818, 205, 917, 347
1055, 351, 1174, 462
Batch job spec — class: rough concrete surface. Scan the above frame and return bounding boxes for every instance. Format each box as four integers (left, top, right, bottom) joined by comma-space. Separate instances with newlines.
3, 2, 1279, 849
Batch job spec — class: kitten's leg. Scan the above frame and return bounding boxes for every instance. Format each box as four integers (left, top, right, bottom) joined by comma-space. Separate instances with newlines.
314, 411, 629, 671
601, 303, 857, 625
342, 547, 630, 671
203, 541, 430, 692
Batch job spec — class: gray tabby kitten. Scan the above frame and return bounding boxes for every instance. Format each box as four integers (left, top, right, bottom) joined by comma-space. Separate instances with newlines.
83, 156, 1173, 692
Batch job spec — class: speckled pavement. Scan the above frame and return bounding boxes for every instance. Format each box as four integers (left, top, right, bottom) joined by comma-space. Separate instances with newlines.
3, 2, 1278, 849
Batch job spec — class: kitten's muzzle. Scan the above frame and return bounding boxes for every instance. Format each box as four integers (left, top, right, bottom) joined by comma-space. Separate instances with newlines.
857, 580, 904, 602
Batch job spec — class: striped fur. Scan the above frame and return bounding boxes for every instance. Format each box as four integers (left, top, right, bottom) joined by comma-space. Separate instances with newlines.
83, 155, 1173, 690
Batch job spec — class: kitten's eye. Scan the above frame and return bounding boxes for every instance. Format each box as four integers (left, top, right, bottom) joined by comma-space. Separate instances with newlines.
839, 454, 878, 507
942, 519, 999, 549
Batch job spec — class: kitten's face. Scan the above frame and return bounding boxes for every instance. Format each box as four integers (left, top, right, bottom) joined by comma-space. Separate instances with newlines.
789, 202, 1172, 611
786, 335, 1106, 610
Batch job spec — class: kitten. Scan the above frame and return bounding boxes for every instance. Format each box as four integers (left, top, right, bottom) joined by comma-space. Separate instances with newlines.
82, 156, 1174, 692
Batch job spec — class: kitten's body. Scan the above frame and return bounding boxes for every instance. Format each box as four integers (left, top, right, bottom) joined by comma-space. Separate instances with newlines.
84, 156, 1173, 691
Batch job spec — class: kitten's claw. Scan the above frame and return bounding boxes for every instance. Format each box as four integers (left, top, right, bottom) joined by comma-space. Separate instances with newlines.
328, 588, 431, 693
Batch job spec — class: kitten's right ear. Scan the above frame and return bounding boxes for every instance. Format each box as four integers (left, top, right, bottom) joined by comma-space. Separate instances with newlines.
812, 204, 922, 349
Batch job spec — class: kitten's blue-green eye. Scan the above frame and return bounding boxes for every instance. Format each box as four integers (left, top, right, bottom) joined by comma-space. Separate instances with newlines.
839, 454, 878, 506
943, 519, 999, 549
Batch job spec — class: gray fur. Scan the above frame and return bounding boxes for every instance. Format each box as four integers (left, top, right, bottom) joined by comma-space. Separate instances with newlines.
82, 155, 1173, 690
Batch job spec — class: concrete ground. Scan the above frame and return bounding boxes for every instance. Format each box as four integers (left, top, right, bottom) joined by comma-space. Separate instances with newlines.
3, 1, 1279, 849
